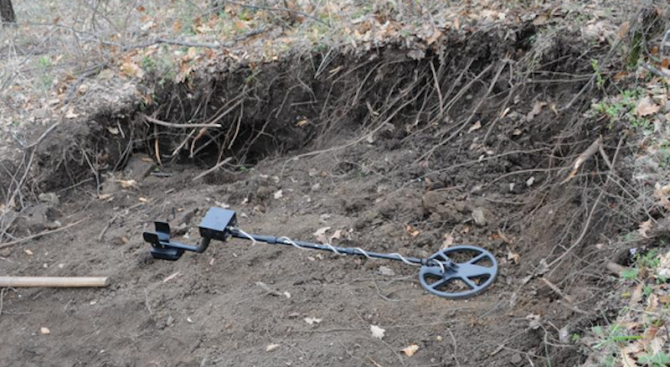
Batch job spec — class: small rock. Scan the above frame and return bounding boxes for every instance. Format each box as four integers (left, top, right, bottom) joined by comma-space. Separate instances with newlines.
138, 252, 155, 266
256, 186, 274, 200
123, 154, 155, 181
422, 191, 447, 213
45, 220, 62, 230
12, 204, 60, 235
510, 354, 523, 364
378, 266, 395, 276
100, 174, 121, 195
166, 315, 174, 327
471, 208, 487, 227
470, 184, 483, 194
38, 192, 59, 206
34, 108, 49, 120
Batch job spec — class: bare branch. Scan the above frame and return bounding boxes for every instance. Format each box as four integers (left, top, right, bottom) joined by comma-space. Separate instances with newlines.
141, 113, 222, 129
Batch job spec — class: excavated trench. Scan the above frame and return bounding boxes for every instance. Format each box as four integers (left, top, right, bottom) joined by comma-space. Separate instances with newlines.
0, 30, 632, 366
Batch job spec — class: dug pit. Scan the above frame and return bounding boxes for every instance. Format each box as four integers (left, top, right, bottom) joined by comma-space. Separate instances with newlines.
0, 30, 629, 367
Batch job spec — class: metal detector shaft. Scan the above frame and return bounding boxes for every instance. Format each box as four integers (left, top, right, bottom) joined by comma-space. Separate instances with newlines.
143, 207, 498, 299
228, 228, 426, 265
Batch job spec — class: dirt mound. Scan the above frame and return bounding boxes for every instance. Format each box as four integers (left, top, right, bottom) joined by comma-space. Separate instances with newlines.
0, 25, 633, 367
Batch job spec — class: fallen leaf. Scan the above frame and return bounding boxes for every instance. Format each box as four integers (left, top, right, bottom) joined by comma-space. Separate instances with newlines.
370, 325, 385, 340
527, 101, 547, 121
172, 19, 183, 33
296, 119, 308, 127
638, 220, 652, 238
617, 21, 630, 39
497, 229, 512, 244
106, 126, 119, 135
330, 229, 343, 241
647, 293, 659, 312
120, 61, 145, 78
441, 233, 454, 249
426, 29, 442, 45
215, 201, 230, 209
468, 120, 482, 133
654, 183, 670, 210
97, 194, 113, 201
526, 314, 541, 330
533, 14, 548, 26
405, 224, 420, 237
24, 249, 33, 256
629, 283, 643, 307
507, 250, 520, 264
620, 347, 638, 367
304, 317, 322, 325
635, 96, 660, 116
266, 344, 280, 352
401, 344, 419, 357
40, 327, 51, 335
65, 108, 78, 119
141, 20, 155, 31
118, 179, 137, 189
273, 190, 283, 199
314, 226, 331, 243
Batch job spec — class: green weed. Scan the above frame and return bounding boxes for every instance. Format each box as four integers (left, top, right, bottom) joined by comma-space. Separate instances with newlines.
592, 87, 653, 131
638, 351, 670, 367
36, 56, 53, 90
592, 324, 642, 349
591, 59, 605, 89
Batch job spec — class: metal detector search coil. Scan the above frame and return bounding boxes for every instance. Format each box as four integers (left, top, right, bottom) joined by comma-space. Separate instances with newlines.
143, 207, 499, 299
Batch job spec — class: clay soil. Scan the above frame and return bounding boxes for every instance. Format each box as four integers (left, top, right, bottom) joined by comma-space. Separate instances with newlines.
0, 34, 623, 367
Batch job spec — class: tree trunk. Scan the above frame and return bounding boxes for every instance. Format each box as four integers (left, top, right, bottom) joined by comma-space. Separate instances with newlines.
0, 0, 16, 25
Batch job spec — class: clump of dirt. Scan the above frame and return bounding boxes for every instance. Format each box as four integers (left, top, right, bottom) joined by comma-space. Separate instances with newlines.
0, 25, 632, 367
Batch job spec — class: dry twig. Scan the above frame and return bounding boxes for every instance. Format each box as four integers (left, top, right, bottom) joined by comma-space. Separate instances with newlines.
141, 113, 222, 129
0, 219, 87, 250
191, 157, 233, 182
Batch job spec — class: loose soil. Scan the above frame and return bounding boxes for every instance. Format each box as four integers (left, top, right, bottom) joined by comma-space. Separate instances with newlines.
0, 30, 626, 367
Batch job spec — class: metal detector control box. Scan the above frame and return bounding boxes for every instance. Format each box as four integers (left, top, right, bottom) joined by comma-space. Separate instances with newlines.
199, 208, 237, 242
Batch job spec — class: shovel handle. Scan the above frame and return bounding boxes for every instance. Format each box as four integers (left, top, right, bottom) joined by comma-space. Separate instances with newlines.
0, 276, 109, 288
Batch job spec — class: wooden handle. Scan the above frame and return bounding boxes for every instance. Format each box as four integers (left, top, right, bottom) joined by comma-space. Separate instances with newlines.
0, 276, 109, 288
